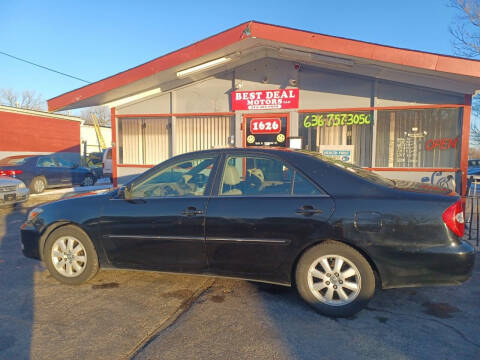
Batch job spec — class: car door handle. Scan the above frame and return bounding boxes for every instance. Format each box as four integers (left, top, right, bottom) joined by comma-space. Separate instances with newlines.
181, 207, 204, 216
296, 206, 323, 216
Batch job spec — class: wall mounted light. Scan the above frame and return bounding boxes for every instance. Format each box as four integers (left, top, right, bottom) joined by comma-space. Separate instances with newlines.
177, 57, 232, 78
105, 88, 161, 108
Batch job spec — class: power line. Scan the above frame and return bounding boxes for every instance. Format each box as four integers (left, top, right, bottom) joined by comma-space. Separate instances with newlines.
0, 50, 91, 84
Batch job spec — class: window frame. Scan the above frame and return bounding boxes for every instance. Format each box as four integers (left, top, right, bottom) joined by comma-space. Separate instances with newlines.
212, 151, 329, 198
123, 153, 221, 200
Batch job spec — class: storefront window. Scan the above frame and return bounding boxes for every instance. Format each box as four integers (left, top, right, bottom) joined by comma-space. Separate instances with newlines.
375, 108, 461, 168
175, 115, 232, 155
118, 117, 170, 165
299, 111, 373, 167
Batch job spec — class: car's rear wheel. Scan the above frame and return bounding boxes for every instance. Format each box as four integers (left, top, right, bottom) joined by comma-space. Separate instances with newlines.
295, 241, 375, 317
44, 225, 99, 285
30, 176, 46, 194
81, 174, 95, 186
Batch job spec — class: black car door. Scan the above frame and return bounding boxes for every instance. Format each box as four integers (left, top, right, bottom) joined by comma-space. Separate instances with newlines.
205, 153, 334, 279
101, 154, 220, 272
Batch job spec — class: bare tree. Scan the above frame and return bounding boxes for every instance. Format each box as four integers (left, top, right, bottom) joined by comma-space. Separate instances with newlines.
449, 0, 480, 56
80, 106, 111, 127
0, 88, 45, 110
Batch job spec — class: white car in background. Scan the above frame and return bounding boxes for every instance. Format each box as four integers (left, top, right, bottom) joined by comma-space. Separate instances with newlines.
0, 175, 29, 207
102, 148, 112, 183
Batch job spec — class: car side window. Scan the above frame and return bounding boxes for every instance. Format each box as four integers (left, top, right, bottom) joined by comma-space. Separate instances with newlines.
127, 157, 216, 199
220, 156, 293, 196
293, 171, 324, 195
56, 158, 75, 168
37, 157, 57, 167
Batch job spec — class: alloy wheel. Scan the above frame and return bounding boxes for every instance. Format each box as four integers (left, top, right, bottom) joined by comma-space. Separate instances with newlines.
83, 176, 94, 186
51, 236, 87, 277
34, 179, 45, 193
307, 254, 361, 306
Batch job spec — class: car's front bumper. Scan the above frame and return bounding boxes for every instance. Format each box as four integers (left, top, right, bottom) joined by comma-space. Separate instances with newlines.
20, 222, 42, 260
0, 189, 29, 207
379, 240, 476, 289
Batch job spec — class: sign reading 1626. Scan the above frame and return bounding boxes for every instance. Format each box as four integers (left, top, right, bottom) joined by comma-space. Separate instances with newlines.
303, 112, 372, 128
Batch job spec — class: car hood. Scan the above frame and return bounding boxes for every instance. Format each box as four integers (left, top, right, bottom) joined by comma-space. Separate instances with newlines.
0, 175, 21, 185
393, 180, 456, 196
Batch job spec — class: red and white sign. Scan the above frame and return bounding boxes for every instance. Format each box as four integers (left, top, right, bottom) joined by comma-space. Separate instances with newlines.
232, 89, 299, 110
249, 118, 282, 134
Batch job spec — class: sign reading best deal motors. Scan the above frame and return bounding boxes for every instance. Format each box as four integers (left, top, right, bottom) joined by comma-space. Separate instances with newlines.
232, 89, 299, 110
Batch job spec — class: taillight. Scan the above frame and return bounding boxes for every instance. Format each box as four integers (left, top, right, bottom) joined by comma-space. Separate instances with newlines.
0, 169, 23, 177
442, 200, 465, 237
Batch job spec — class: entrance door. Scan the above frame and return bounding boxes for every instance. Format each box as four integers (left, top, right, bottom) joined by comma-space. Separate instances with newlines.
243, 114, 289, 148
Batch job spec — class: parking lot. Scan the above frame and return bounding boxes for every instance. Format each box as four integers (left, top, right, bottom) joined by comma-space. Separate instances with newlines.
1, 192, 479, 360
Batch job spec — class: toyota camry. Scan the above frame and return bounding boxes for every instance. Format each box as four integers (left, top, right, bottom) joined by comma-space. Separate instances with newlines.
20, 148, 475, 317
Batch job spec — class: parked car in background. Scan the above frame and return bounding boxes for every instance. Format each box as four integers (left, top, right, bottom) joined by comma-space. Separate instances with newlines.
83, 152, 104, 180
0, 155, 96, 194
102, 148, 112, 183
20, 148, 475, 317
468, 159, 480, 169
0, 175, 29, 207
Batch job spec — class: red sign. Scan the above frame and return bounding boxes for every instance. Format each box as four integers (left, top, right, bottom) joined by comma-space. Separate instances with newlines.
425, 137, 458, 151
249, 118, 281, 134
232, 89, 299, 110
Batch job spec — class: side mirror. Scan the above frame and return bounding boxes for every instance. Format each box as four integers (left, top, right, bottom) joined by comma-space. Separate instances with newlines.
117, 186, 127, 199
117, 185, 132, 199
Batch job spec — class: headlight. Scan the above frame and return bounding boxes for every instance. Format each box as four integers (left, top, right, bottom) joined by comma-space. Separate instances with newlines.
27, 207, 43, 222
17, 182, 26, 189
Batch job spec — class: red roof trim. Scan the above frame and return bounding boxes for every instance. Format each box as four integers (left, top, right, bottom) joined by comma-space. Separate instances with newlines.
48, 21, 480, 112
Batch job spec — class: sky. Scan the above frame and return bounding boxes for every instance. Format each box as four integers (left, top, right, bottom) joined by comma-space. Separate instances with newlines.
0, 0, 471, 108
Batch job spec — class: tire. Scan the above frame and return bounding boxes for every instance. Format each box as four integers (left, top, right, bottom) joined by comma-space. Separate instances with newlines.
43, 225, 99, 285
81, 174, 95, 187
30, 176, 47, 194
295, 241, 375, 317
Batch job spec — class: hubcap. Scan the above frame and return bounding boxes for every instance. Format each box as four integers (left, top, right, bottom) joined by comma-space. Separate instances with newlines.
307, 255, 361, 306
84, 176, 94, 186
35, 179, 44, 193
51, 236, 87, 277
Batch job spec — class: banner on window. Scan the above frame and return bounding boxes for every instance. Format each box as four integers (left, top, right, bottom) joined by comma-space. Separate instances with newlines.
319, 145, 354, 163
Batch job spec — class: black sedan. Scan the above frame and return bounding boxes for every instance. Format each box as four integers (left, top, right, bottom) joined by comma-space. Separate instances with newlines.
0, 155, 96, 193
20, 148, 475, 317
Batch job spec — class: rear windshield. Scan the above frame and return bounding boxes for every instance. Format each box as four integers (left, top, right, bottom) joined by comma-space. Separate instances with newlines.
300, 150, 394, 187
0, 156, 32, 165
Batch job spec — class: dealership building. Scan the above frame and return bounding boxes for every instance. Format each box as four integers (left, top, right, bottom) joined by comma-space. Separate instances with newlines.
48, 22, 480, 194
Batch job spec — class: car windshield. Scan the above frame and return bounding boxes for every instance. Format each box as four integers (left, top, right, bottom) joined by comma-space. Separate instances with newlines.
299, 150, 395, 187
0, 156, 33, 165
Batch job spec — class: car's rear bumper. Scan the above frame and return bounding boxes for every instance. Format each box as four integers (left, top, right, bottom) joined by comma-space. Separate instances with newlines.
379, 241, 476, 289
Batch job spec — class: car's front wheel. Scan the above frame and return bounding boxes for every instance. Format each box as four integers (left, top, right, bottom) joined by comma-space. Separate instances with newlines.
295, 241, 375, 317
81, 174, 95, 186
44, 225, 99, 285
